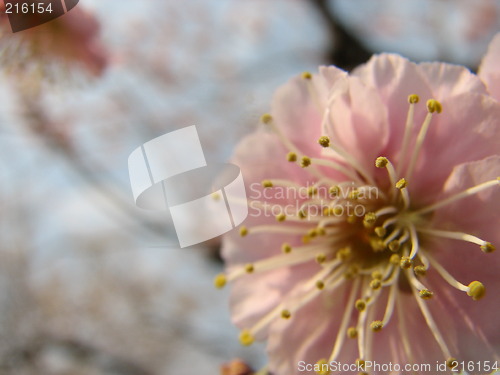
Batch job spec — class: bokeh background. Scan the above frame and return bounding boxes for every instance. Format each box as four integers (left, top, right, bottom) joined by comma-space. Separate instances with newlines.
0, 1, 499, 374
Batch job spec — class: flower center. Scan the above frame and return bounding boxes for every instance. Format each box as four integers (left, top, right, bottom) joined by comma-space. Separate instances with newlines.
216, 85, 499, 371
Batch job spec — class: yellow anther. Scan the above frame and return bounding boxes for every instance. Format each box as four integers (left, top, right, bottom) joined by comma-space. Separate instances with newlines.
329, 185, 340, 196
344, 265, 359, 279
388, 240, 400, 252
307, 186, 318, 196
375, 226, 386, 237
287, 152, 297, 162
316, 227, 326, 236
426, 99, 442, 114
363, 212, 377, 228
467, 281, 485, 300
419, 289, 433, 299
370, 279, 382, 290
211, 192, 221, 201
481, 242, 495, 253
371, 271, 383, 280
261, 180, 273, 188
347, 327, 358, 339
260, 113, 273, 124
315, 253, 327, 264
414, 265, 427, 277
390, 254, 400, 264
281, 309, 291, 319
213, 274, 227, 289
318, 135, 330, 148
375, 156, 388, 168
356, 359, 365, 369
316, 280, 325, 290
244, 264, 254, 273
239, 329, 254, 346
281, 243, 292, 253
301, 71, 312, 80
275, 213, 286, 222
333, 206, 344, 216
302, 235, 311, 244
308, 228, 318, 238
400, 256, 412, 269
298, 210, 307, 219
348, 189, 359, 200
355, 299, 366, 311
301, 156, 311, 168
408, 94, 420, 104
336, 247, 352, 261
315, 359, 330, 375
370, 237, 385, 252
396, 178, 407, 189
446, 358, 458, 369
347, 215, 357, 224
239, 226, 248, 237
370, 320, 383, 332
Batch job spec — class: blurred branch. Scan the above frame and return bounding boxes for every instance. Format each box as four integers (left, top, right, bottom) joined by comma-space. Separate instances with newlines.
310, 0, 372, 70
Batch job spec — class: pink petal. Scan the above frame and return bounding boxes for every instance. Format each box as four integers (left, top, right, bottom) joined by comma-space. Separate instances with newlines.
479, 33, 500, 102
418, 62, 488, 99
323, 76, 389, 174
409, 94, 500, 204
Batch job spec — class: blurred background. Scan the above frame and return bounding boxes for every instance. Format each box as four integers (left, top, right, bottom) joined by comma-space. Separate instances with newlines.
0, 1, 499, 374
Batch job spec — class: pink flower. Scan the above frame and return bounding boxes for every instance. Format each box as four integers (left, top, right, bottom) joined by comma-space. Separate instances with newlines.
217, 36, 500, 374
0, 6, 107, 77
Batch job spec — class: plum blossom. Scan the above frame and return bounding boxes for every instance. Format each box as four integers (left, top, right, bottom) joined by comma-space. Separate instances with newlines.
217, 35, 500, 374
0, 5, 107, 77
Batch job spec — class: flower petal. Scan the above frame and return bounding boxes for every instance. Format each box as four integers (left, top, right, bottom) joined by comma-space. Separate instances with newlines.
479, 33, 500, 102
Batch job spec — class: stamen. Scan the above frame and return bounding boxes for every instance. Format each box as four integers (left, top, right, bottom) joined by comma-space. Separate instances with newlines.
281, 309, 291, 319
370, 320, 383, 332
382, 282, 397, 325
375, 157, 398, 195
467, 281, 486, 300
419, 289, 434, 299
406, 100, 441, 183
301, 156, 312, 168
347, 327, 358, 339
287, 152, 297, 162
214, 274, 227, 289
363, 212, 377, 228
318, 136, 330, 148
415, 179, 499, 216
315, 359, 330, 375
417, 227, 494, 252
411, 280, 452, 358
301, 71, 312, 80
275, 213, 286, 222
260, 113, 273, 124
239, 226, 248, 237
327, 279, 360, 362
239, 329, 254, 346
424, 251, 469, 292
396, 94, 419, 176
408, 223, 420, 259
282, 243, 292, 253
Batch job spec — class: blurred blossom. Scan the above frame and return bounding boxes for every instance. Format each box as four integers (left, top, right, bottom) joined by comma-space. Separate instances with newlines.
331, 0, 500, 66
0, 5, 107, 79
219, 35, 500, 374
